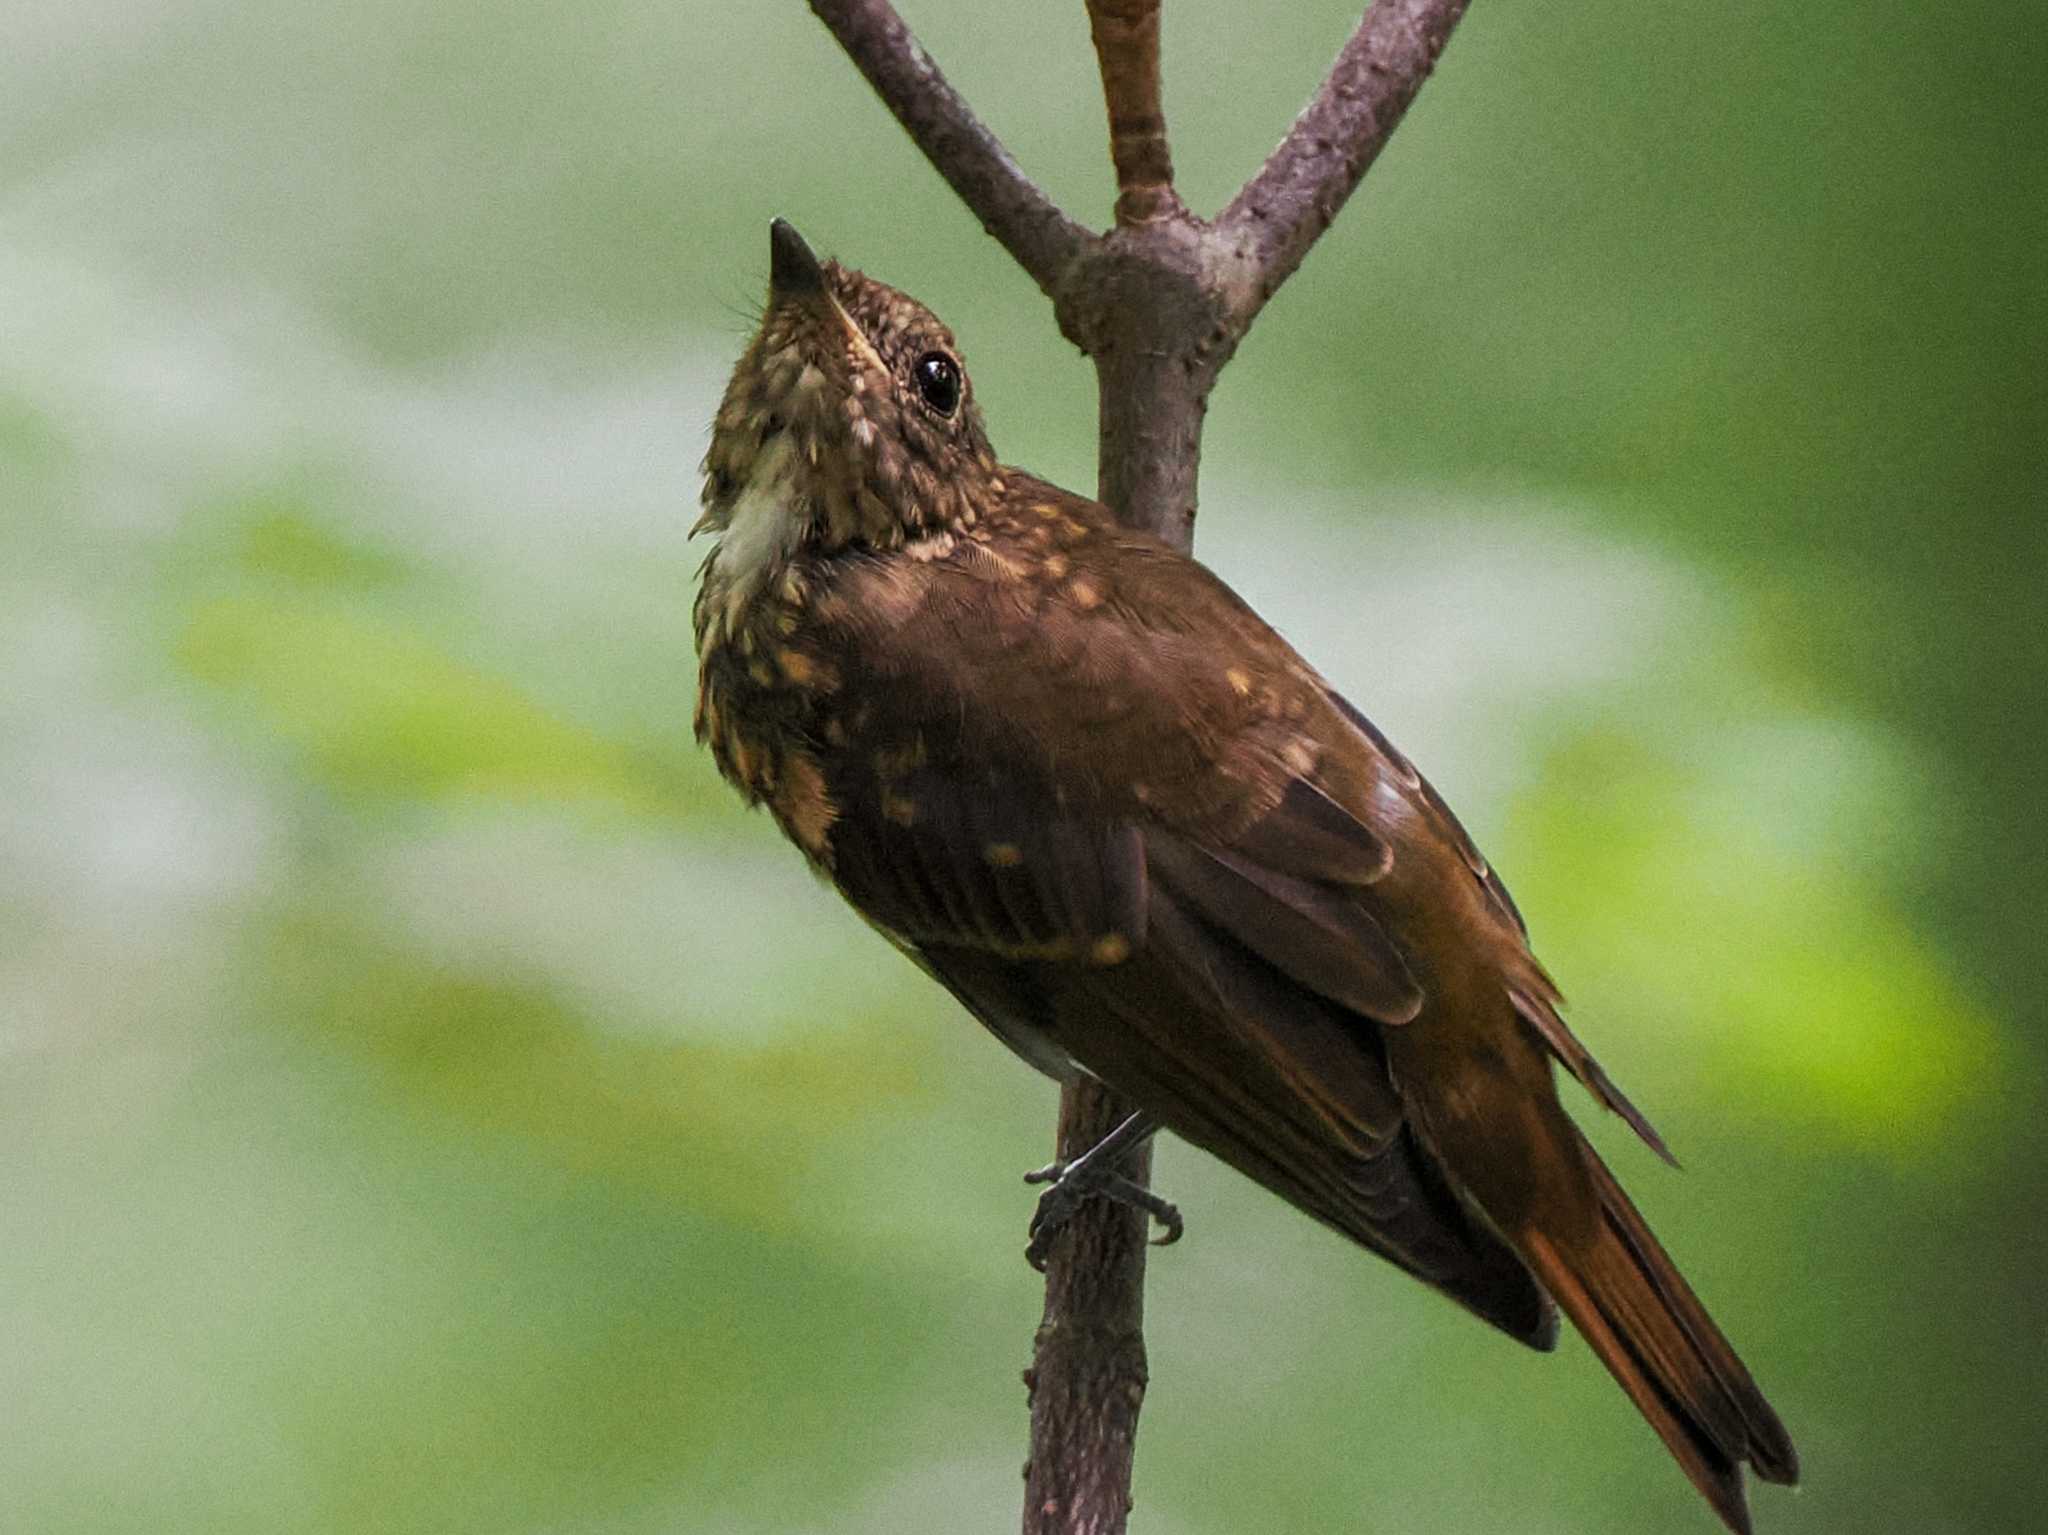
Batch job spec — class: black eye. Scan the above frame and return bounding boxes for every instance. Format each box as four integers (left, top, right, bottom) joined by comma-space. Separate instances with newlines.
912, 352, 962, 417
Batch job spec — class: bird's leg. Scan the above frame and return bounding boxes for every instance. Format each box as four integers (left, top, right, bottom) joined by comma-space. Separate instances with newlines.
1023, 1111, 1182, 1270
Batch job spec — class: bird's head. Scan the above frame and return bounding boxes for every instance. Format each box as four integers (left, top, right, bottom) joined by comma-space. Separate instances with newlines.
697, 221, 1000, 596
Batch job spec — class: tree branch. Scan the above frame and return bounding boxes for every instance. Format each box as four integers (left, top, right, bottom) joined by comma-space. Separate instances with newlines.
802, 5, 1475, 1532
1021, 1078, 1154, 1535
808, 0, 1094, 296
1218, 0, 1471, 316
1085, 0, 1180, 226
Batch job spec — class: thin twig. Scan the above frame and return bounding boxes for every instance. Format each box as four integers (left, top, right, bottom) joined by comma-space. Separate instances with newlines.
808, 0, 1094, 295
1084, 0, 1180, 226
1218, 0, 1472, 313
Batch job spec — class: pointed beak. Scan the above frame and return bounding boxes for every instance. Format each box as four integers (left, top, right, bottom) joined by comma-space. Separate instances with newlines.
769, 218, 826, 301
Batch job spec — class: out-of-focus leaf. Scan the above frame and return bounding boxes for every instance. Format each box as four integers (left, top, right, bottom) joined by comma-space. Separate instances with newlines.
175, 591, 668, 809
1505, 727, 2014, 1165
231, 500, 409, 591
255, 902, 927, 1231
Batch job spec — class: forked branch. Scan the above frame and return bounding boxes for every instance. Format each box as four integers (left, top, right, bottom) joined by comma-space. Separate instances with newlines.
801, 4, 1474, 1533
810, 0, 1468, 316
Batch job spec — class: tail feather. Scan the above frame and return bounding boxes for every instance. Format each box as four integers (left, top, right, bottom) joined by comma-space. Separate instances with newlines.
1580, 1138, 1800, 1485
1521, 1137, 1798, 1535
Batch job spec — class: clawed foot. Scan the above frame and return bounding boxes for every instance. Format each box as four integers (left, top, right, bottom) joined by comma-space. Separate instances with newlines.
1022, 1112, 1183, 1270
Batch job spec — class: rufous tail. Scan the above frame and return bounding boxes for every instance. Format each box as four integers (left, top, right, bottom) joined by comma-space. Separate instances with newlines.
1520, 1133, 1799, 1535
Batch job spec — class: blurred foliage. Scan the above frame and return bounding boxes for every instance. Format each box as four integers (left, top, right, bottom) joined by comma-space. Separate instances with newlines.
2, 1, 2041, 1532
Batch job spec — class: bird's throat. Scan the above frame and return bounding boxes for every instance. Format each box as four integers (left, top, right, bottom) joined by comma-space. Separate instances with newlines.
698, 431, 805, 650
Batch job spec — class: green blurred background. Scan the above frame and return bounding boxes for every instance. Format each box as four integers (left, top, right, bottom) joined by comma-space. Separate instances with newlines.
3, 1, 2042, 1530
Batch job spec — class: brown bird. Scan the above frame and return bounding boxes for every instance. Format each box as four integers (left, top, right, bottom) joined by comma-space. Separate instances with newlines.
693, 220, 1799, 1532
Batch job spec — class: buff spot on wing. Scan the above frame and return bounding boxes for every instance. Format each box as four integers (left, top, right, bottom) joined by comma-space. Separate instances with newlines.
967, 538, 1026, 580
1283, 739, 1318, 776
728, 733, 767, 791
1225, 666, 1253, 697
775, 647, 836, 690
1042, 553, 1070, 580
778, 751, 837, 856
1035, 502, 1063, 521
1090, 933, 1132, 966
1067, 579, 1102, 611
984, 841, 1024, 868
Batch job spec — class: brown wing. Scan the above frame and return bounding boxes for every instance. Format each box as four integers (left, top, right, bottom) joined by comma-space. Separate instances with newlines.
1321, 683, 1673, 1163
803, 505, 1555, 1344
821, 747, 1554, 1344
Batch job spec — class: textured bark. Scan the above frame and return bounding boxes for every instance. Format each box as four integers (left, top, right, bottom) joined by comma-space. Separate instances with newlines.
1021, 1078, 1155, 1535
1060, 219, 1233, 545
804, 3, 1476, 1529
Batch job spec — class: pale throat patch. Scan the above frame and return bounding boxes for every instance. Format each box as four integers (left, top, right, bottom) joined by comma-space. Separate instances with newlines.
707, 430, 803, 633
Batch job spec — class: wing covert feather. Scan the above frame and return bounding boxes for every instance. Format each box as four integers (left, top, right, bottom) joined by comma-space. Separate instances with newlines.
828, 759, 1146, 960
1143, 830, 1422, 1025
791, 505, 1567, 1344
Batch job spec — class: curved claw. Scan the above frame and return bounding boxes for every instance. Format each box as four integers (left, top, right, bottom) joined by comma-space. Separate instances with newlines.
1019, 1112, 1178, 1269
1023, 1166, 1184, 1270
1147, 1198, 1184, 1248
